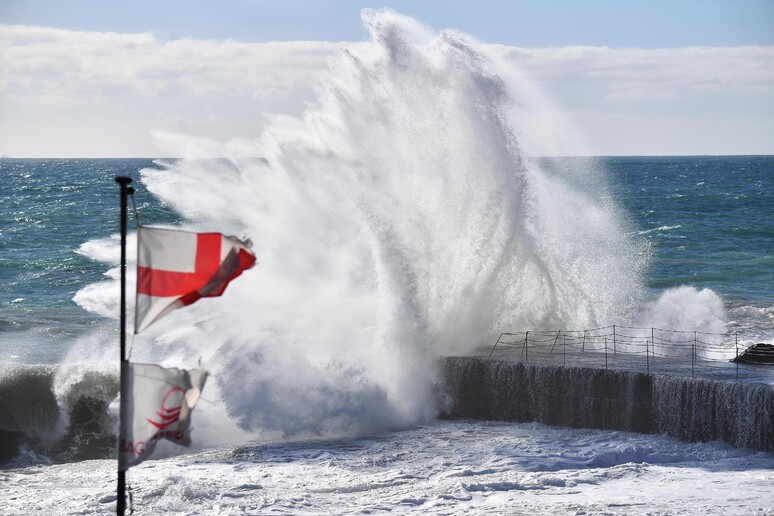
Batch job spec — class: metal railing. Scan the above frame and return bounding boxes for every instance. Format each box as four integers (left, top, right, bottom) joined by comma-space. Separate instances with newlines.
487, 325, 750, 379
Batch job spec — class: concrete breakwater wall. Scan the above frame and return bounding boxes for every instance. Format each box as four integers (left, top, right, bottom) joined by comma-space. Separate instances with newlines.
439, 357, 774, 452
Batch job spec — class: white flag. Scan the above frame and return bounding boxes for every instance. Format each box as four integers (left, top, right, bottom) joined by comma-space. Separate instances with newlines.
119, 362, 208, 470
135, 225, 256, 333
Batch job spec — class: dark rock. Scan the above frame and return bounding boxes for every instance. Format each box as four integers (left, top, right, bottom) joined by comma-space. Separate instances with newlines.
732, 343, 774, 365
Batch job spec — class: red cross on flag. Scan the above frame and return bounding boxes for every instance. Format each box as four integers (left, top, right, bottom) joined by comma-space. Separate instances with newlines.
135, 225, 256, 333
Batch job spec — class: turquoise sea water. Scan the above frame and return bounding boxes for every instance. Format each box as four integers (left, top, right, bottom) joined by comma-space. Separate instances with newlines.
606, 155, 773, 303
0, 159, 178, 363
0, 156, 772, 365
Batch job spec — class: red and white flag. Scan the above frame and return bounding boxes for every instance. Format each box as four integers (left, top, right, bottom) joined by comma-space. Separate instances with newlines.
119, 362, 208, 470
135, 225, 256, 333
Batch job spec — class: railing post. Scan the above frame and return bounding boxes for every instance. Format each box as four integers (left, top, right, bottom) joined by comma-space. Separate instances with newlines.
692, 331, 696, 378
582, 330, 586, 352
550, 330, 561, 354
646, 339, 650, 374
613, 325, 616, 355
735, 332, 739, 381
563, 334, 566, 366
488, 334, 502, 359
604, 337, 608, 370
524, 331, 529, 364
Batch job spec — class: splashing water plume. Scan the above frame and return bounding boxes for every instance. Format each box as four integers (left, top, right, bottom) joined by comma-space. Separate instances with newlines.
78, 11, 654, 442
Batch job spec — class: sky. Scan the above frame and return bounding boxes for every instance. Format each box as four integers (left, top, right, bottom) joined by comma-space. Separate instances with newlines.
1, 0, 773, 157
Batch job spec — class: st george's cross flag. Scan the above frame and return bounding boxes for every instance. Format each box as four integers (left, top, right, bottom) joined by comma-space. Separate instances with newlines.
135, 225, 256, 333
119, 362, 208, 470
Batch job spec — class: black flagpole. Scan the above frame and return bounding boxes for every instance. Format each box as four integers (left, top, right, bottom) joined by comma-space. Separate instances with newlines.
115, 176, 134, 516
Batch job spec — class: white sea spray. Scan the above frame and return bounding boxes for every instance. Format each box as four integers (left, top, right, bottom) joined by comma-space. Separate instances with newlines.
70, 10, 731, 445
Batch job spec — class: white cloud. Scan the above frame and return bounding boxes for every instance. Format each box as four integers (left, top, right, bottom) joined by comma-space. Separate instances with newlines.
571, 110, 774, 156
0, 24, 772, 156
0, 25, 358, 156
492, 45, 774, 101
0, 25, 349, 104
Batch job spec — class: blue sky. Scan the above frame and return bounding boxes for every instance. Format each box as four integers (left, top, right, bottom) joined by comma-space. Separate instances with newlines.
3, 0, 773, 46
1, 1, 772, 156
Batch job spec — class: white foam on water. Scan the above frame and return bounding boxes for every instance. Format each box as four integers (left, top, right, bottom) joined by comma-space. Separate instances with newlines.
636, 286, 732, 359
2, 421, 773, 515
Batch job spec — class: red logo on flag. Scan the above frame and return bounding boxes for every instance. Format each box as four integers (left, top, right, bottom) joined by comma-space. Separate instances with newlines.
146, 386, 185, 430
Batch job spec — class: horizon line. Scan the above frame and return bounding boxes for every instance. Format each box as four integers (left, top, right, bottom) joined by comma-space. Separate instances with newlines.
3, 154, 774, 160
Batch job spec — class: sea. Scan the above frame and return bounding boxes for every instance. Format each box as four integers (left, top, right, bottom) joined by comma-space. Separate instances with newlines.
2, 11, 774, 515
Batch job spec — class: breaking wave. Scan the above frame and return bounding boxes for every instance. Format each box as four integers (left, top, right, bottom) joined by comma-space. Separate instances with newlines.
61, 10, 730, 450
0, 364, 117, 465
